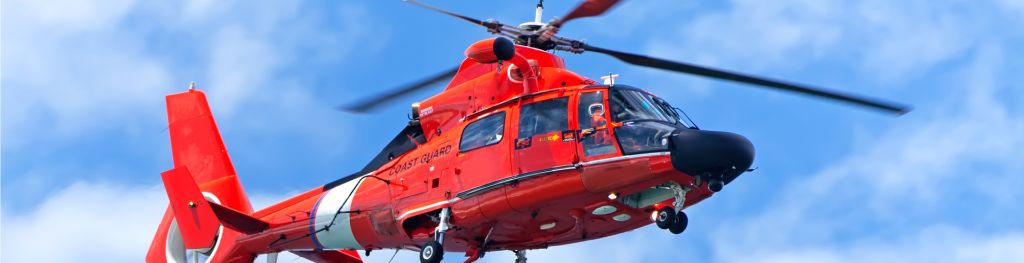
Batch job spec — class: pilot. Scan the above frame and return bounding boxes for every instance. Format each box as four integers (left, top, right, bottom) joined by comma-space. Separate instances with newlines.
606, 101, 643, 151
609, 99, 634, 121
587, 103, 612, 145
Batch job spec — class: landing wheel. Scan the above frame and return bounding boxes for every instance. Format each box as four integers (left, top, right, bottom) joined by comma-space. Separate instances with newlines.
655, 207, 676, 230
420, 240, 443, 263
668, 211, 688, 234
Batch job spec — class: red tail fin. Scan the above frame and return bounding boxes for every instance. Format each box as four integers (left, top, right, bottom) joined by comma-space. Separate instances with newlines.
148, 89, 255, 263
166, 89, 239, 185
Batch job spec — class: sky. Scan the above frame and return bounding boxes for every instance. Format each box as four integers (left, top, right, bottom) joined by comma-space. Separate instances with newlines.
3, 0, 1024, 262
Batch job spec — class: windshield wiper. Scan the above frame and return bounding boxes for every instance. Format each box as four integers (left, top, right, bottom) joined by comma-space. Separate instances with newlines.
672, 107, 699, 130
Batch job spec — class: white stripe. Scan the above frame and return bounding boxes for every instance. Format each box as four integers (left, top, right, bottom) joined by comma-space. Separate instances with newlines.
312, 177, 364, 250
580, 151, 670, 166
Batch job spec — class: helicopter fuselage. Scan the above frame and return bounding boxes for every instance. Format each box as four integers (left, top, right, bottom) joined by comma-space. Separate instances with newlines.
233, 44, 747, 255
147, 40, 754, 263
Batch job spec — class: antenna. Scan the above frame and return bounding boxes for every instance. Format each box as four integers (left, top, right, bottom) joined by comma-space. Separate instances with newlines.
600, 73, 620, 85
535, 0, 544, 23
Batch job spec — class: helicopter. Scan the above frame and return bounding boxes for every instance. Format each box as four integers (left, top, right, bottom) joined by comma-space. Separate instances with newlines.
146, 1, 911, 263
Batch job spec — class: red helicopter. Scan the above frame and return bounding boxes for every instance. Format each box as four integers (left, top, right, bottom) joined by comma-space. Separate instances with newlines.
147, 1, 910, 263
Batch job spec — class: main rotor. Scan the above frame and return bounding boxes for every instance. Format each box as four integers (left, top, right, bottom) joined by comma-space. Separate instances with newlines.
344, 0, 911, 116
404, 0, 608, 53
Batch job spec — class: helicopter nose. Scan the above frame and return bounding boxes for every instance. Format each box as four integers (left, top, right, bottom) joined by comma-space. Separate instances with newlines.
668, 129, 755, 189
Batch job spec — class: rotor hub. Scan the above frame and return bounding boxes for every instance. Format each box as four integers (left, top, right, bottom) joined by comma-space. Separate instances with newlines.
515, 22, 558, 50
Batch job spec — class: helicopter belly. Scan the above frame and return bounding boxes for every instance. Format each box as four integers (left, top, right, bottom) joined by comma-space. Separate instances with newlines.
440, 153, 709, 251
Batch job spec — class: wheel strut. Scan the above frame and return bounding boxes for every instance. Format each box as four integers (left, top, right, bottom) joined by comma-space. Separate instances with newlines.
669, 183, 690, 214
434, 207, 452, 243
421, 208, 452, 263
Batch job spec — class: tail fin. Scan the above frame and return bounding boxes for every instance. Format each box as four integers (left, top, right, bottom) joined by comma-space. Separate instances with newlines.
147, 89, 255, 263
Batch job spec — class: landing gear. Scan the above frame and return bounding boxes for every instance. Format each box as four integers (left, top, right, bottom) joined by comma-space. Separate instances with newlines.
514, 250, 527, 263
656, 206, 688, 234
420, 208, 451, 263
655, 182, 691, 235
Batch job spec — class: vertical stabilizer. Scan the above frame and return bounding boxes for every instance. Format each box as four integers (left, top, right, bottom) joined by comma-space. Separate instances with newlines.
147, 89, 254, 263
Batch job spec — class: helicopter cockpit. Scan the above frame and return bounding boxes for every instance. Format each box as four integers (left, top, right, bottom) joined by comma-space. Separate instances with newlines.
580, 86, 697, 157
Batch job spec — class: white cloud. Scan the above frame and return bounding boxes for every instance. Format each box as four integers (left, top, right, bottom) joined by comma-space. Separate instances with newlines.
1, 0, 368, 149
0, 181, 306, 263
0, 0, 370, 260
3, 0, 174, 146
1, 182, 168, 262
641, 0, 997, 84
703, 44, 1024, 262
719, 226, 1024, 263
0, 180, 470, 263
204, 26, 279, 118
6, 0, 137, 31
676, 0, 842, 67
478, 224, 1024, 263
998, 0, 1024, 16
1, 0, 368, 210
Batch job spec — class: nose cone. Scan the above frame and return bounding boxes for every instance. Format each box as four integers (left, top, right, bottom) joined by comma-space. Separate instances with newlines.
669, 129, 755, 184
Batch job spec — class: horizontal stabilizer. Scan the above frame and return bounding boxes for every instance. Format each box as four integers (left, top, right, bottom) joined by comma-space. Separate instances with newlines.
160, 166, 219, 249
209, 202, 269, 234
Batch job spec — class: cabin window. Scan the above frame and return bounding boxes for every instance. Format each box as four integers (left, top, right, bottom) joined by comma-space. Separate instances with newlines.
579, 91, 616, 156
517, 97, 569, 140
459, 112, 506, 152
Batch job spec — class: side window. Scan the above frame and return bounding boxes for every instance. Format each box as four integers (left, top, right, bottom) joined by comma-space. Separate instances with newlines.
459, 112, 506, 152
518, 97, 569, 139
579, 91, 616, 156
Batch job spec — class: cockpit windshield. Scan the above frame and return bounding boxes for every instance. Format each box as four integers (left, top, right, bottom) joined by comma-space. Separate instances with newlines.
608, 88, 696, 154
609, 89, 692, 127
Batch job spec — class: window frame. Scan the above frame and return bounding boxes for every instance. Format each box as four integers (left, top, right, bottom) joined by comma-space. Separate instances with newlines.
459, 111, 508, 153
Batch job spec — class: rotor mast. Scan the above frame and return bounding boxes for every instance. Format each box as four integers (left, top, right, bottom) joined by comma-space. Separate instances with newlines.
535, 0, 544, 23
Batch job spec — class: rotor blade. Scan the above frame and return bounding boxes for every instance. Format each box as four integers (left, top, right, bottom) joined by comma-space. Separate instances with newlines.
341, 66, 459, 112
551, 0, 622, 28
583, 44, 911, 115
405, 0, 494, 29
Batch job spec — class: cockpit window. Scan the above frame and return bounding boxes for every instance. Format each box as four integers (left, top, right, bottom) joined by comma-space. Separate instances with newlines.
608, 88, 693, 155
609, 89, 678, 124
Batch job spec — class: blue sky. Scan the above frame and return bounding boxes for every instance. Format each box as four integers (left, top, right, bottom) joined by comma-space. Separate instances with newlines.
3, 0, 1024, 262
